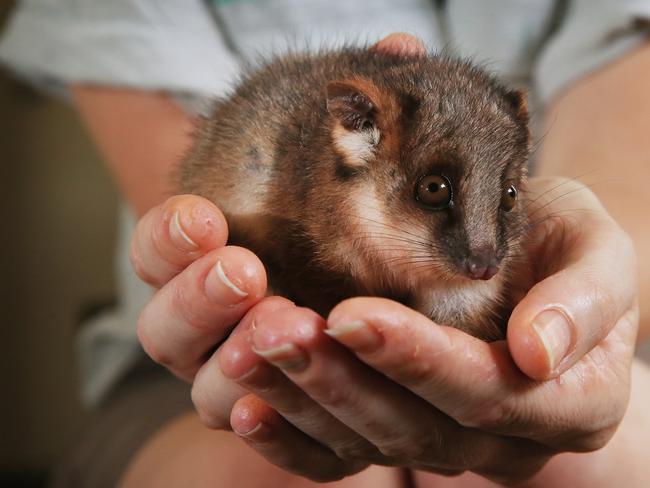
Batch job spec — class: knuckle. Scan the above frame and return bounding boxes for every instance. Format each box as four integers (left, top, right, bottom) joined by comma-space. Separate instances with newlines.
141, 341, 173, 369
332, 439, 377, 462
298, 460, 364, 484
566, 426, 617, 453
376, 345, 437, 387
169, 282, 191, 324
257, 439, 363, 482
129, 240, 159, 287
150, 214, 172, 258
270, 451, 322, 480
136, 316, 173, 368
399, 359, 435, 387
614, 224, 634, 252
308, 382, 352, 410
275, 396, 311, 417
614, 226, 638, 276
434, 468, 466, 477
135, 324, 155, 359
302, 470, 347, 484
306, 470, 347, 483
166, 193, 211, 210
477, 446, 552, 485
305, 373, 371, 415
165, 194, 190, 208
457, 399, 516, 430
169, 281, 213, 332
190, 384, 230, 430
376, 435, 429, 461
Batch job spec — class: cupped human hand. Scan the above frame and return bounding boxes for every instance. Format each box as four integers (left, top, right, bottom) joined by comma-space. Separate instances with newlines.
128, 31, 432, 434
214, 176, 638, 484
130, 194, 277, 424
129, 32, 639, 484
129, 193, 372, 480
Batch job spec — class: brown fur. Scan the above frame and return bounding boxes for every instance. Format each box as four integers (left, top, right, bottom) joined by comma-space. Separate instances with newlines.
177, 47, 530, 341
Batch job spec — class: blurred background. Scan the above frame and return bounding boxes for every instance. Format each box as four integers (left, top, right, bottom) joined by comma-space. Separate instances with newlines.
0, 1, 648, 486
0, 3, 118, 486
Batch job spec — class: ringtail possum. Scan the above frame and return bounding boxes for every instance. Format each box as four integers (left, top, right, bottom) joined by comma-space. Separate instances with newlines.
178, 46, 530, 341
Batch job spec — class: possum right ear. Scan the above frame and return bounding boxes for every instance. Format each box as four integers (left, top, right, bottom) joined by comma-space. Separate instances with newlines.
503, 89, 529, 122
327, 79, 381, 166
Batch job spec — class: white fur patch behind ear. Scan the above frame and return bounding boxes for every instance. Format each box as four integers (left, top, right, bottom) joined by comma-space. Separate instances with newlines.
332, 124, 380, 167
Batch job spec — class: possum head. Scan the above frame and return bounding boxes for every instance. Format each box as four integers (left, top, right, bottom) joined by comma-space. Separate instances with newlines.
308, 58, 530, 337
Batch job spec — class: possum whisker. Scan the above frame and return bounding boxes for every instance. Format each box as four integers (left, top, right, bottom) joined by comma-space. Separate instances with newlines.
346, 231, 432, 247
339, 213, 431, 242
509, 208, 598, 241
523, 177, 606, 217
343, 240, 430, 252
334, 218, 436, 243
381, 256, 438, 266
520, 170, 600, 211
527, 208, 600, 229
379, 253, 444, 265
526, 184, 602, 219
335, 236, 432, 254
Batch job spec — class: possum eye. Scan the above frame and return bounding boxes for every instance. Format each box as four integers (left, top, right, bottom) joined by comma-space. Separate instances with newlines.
501, 184, 518, 211
415, 174, 452, 209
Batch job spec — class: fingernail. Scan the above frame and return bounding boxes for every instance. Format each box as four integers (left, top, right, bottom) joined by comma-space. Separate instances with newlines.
234, 364, 274, 392
215, 261, 248, 297
531, 309, 573, 372
324, 321, 383, 353
234, 364, 261, 382
252, 343, 309, 372
205, 260, 249, 306
170, 210, 198, 250
235, 421, 264, 437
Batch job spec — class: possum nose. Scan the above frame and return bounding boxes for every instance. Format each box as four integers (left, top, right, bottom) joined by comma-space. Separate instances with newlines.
465, 250, 500, 280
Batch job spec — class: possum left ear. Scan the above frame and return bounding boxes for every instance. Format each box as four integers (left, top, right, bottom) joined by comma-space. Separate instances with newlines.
327, 79, 379, 132
327, 79, 381, 166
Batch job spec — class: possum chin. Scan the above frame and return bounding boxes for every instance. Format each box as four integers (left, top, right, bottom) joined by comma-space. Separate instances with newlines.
410, 274, 507, 341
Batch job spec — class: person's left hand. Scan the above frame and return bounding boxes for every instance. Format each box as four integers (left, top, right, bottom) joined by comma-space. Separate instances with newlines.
206, 176, 638, 485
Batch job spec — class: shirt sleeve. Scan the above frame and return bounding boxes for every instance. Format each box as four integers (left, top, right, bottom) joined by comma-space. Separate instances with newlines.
535, 0, 650, 102
0, 0, 241, 99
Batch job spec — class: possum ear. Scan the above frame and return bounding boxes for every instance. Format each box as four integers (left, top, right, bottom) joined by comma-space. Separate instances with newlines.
327, 79, 379, 132
503, 89, 531, 145
503, 89, 529, 122
327, 79, 381, 166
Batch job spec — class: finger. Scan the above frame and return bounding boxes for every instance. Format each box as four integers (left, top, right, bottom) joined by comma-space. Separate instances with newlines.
326, 297, 630, 446
509, 178, 638, 380
218, 310, 381, 462
249, 306, 539, 475
327, 297, 523, 430
191, 296, 294, 430
372, 32, 426, 57
130, 194, 228, 288
231, 394, 366, 483
251, 307, 434, 460
137, 245, 266, 380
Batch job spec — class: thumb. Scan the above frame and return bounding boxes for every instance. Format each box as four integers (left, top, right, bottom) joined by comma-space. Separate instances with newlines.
372, 32, 426, 57
508, 218, 637, 380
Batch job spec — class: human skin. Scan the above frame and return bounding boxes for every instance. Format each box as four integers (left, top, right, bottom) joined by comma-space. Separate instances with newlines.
71, 34, 650, 486
126, 178, 639, 485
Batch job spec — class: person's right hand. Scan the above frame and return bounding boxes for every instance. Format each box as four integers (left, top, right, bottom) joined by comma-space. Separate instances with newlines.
131, 194, 373, 480
131, 194, 278, 428
128, 32, 430, 435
